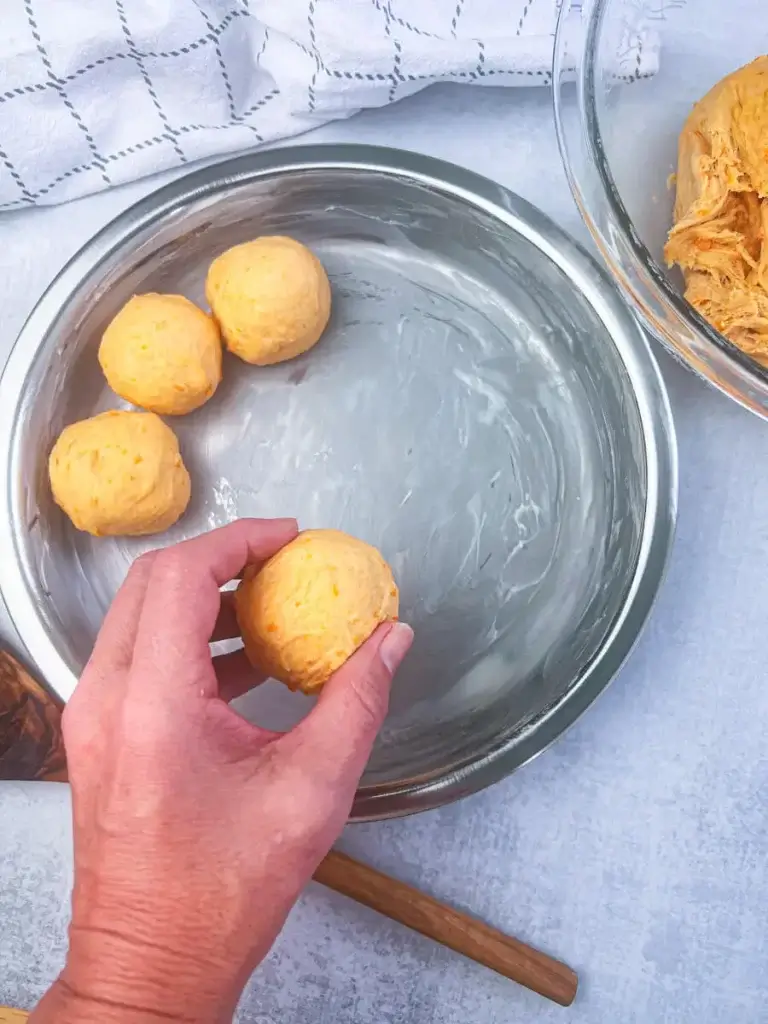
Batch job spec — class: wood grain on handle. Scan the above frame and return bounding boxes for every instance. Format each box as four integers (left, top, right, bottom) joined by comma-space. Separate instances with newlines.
315, 851, 578, 1007
0, 646, 578, 1009
0, 651, 66, 782
0, 1007, 28, 1022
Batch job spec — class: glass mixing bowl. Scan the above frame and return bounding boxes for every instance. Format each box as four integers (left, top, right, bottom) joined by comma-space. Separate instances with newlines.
554, 0, 768, 417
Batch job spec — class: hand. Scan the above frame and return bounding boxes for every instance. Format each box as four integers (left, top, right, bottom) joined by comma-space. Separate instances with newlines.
32, 520, 413, 1024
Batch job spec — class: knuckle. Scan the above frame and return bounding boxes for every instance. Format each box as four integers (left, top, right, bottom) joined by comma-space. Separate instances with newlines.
281, 761, 341, 827
289, 782, 342, 841
122, 697, 173, 748
346, 668, 389, 733
142, 547, 197, 600
303, 782, 338, 824
151, 546, 188, 581
60, 699, 79, 743
129, 549, 159, 580
62, 693, 99, 756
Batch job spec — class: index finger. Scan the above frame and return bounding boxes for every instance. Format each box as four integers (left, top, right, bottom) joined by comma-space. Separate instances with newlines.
86, 551, 158, 678
131, 518, 298, 692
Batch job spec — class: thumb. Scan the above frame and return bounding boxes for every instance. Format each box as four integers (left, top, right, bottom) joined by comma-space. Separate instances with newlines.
286, 622, 414, 790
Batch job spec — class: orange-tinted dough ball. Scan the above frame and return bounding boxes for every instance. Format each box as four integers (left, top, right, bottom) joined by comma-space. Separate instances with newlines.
205, 236, 331, 365
235, 529, 398, 694
49, 410, 191, 536
99, 293, 222, 415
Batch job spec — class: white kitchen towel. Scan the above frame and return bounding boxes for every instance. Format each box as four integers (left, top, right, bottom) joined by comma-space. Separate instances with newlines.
0, 0, 659, 211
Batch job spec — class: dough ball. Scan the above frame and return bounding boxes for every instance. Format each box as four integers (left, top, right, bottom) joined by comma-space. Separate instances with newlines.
665, 56, 768, 363
99, 293, 222, 415
235, 529, 399, 694
205, 236, 331, 365
49, 410, 191, 537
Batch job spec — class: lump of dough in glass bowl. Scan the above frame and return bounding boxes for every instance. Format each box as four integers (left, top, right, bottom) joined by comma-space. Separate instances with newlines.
98, 293, 222, 415
48, 410, 191, 537
665, 56, 768, 364
205, 236, 331, 365
235, 529, 399, 695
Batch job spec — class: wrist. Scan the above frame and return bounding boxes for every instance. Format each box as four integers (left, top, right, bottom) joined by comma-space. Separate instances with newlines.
32, 976, 202, 1024
37, 927, 242, 1024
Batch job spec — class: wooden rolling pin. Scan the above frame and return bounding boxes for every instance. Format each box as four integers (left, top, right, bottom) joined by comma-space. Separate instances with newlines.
0, 649, 578, 1009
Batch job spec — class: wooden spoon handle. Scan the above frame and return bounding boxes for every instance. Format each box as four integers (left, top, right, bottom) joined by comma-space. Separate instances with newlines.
0, 857, 577, 1014
0, 648, 578, 1008
315, 851, 577, 1006
0, 651, 66, 782
0, 1007, 29, 1022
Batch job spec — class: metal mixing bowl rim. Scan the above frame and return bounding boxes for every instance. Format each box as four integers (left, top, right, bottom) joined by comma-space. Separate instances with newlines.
0, 143, 678, 820
553, 0, 768, 420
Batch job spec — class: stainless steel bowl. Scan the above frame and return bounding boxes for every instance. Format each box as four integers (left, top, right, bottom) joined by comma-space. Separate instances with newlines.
0, 145, 677, 819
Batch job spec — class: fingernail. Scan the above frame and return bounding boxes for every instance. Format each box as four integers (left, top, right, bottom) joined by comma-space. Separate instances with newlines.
379, 622, 414, 674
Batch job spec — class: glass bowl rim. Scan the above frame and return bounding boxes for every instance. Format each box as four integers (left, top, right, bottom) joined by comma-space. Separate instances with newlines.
553, 0, 768, 414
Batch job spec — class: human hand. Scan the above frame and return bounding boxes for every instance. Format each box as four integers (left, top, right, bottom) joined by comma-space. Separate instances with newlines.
32, 519, 413, 1024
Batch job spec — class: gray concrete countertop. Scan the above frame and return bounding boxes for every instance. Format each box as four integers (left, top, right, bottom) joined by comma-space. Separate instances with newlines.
1, 84, 767, 1024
